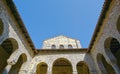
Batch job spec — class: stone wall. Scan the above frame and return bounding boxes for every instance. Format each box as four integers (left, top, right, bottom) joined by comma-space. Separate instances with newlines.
0, 0, 34, 74
90, 0, 120, 74
27, 50, 96, 74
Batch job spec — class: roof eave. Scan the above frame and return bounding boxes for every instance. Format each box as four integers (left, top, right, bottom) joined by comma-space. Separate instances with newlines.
5, 0, 36, 52
88, 0, 112, 52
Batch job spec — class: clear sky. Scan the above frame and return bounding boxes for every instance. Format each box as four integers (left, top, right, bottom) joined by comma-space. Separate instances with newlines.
14, 0, 104, 49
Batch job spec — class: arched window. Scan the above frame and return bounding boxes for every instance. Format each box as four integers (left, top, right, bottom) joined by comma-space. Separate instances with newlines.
68, 45, 73, 49
59, 45, 64, 49
51, 45, 56, 49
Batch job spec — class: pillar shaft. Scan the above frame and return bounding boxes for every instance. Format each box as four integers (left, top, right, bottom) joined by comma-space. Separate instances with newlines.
112, 64, 120, 74
47, 64, 52, 74
2, 65, 12, 74
72, 63, 78, 74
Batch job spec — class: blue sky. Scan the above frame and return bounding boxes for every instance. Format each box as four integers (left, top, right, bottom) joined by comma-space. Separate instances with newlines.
14, 0, 104, 49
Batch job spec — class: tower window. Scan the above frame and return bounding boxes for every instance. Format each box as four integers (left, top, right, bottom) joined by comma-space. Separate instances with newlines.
60, 45, 64, 49
51, 45, 56, 49
68, 45, 73, 49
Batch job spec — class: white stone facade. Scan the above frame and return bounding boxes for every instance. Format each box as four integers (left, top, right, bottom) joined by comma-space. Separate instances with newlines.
90, 1, 120, 74
27, 50, 96, 74
42, 35, 82, 49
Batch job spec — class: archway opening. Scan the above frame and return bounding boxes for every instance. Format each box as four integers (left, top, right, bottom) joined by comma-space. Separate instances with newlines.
97, 53, 115, 74
68, 44, 73, 49
59, 45, 64, 49
9, 53, 27, 74
117, 15, 120, 33
52, 58, 72, 74
0, 19, 4, 36
51, 45, 56, 49
77, 61, 90, 74
36, 62, 48, 74
104, 37, 120, 68
0, 38, 18, 73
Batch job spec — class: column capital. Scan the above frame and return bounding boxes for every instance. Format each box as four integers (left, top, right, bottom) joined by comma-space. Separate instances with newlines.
7, 50, 22, 65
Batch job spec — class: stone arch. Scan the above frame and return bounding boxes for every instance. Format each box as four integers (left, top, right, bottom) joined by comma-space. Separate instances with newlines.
0, 18, 4, 36
1, 38, 18, 55
9, 53, 27, 74
104, 37, 120, 68
76, 61, 90, 74
36, 62, 48, 74
116, 15, 120, 33
0, 38, 18, 73
52, 58, 72, 74
97, 53, 115, 74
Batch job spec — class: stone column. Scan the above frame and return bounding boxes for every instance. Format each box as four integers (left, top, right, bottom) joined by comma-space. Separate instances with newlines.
105, 52, 120, 74
47, 63, 52, 74
2, 65, 12, 74
106, 55, 120, 74
47, 70, 52, 74
72, 63, 78, 74
19, 62, 28, 74
29, 71, 35, 74
112, 64, 120, 74
19, 70, 27, 74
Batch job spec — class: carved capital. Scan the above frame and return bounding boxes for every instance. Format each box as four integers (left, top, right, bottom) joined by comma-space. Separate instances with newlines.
7, 58, 16, 65
7, 50, 22, 65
